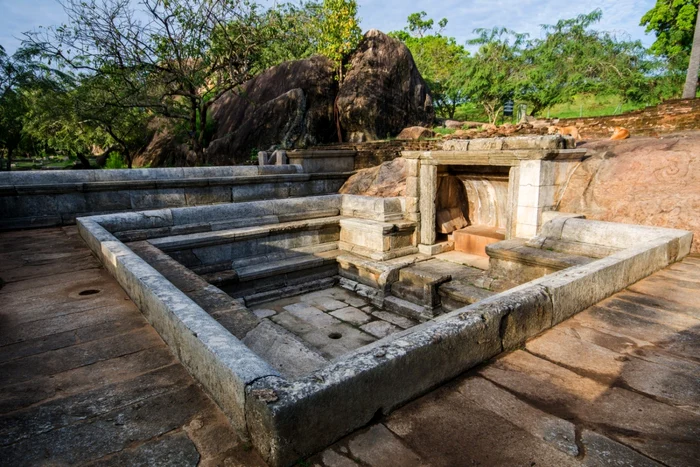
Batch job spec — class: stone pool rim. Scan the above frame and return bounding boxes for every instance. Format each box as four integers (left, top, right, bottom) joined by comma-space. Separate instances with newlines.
77, 199, 693, 467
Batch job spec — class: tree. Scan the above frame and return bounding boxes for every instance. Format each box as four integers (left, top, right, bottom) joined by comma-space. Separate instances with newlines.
521, 10, 651, 115
642, 0, 699, 67
0, 45, 62, 170
315, 0, 362, 141
317, 0, 362, 82
463, 28, 527, 124
390, 14, 469, 119
683, 6, 700, 97
27, 0, 278, 164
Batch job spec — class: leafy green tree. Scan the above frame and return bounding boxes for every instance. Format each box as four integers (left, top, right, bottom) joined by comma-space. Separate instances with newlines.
317, 0, 362, 82
642, 0, 699, 67
0, 45, 63, 170
521, 10, 651, 115
391, 14, 469, 119
27, 0, 278, 164
463, 28, 527, 124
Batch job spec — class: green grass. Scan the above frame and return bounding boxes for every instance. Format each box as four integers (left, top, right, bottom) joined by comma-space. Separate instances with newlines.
543, 94, 650, 119
433, 127, 456, 135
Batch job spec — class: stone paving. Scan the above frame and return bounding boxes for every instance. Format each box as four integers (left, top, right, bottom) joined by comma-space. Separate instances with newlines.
1, 227, 698, 466
250, 287, 418, 359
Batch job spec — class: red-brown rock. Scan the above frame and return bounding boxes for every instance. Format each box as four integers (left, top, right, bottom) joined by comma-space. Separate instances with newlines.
557, 133, 700, 253
397, 127, 435, 140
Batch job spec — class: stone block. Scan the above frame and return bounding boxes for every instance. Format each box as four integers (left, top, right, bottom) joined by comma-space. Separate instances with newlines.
84, 190, 132, 213
92, 209, 173, 233
405, 158, 419, 177
55, 193, 88, 215
184, 186, 232, 206
406, 176, 419, 197
130, 188, 186, 210
469, 138, 504, 151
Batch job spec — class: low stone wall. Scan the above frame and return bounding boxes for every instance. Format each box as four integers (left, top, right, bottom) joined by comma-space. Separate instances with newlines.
557, 98, 700, 139
0, 166, 350, 230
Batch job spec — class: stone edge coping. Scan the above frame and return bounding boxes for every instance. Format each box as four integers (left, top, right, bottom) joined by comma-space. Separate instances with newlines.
76, 216, 279, 437
0, 165, 300, 185
0, 171, 353, 196
77, 199, 693, 466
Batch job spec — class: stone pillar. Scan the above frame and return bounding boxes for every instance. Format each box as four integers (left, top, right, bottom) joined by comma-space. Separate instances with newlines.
419, 162, 438, 246
514, 160, 556, 238
505, 166, 520, 240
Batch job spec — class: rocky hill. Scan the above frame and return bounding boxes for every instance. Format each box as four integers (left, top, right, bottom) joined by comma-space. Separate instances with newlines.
137, 30, 434, 166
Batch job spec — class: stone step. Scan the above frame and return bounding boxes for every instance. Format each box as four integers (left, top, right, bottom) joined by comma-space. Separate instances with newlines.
453, 225, 505, 257
393, 259, 483, 308
383, 295, 433, 322
439, 281, 496, 311
236, 249, 340, 281
487, 238, 595, 284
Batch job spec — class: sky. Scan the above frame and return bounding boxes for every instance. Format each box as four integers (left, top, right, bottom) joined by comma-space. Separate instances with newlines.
0, 0, 658, 55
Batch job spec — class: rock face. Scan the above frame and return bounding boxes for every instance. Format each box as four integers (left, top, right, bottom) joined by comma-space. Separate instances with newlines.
206, 56, 338, 165
557, 134, 700, 253
397, 126, 434, 140
337, 30, 434, 143
339, 158, 406, 197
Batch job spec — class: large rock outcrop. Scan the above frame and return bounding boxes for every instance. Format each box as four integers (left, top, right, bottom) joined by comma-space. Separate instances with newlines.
337, 30, 434, 143
206, 55, 338, 165
557, 133, 700, 253
339, 158, 406, 197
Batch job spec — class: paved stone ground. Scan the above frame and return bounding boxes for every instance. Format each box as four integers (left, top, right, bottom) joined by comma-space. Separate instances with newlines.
0, 227, 266, 466
1, 227, 698, 466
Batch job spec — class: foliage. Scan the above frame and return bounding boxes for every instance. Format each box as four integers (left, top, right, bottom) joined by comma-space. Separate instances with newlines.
641, 0, 699, 69
390, 14, 470, 119
521, 10, 653, 115
316, 0, 362, 81
26, 0, 279, 164
463, 28, 527, 124
258, 1, 323, 68
104, 152, 127, 169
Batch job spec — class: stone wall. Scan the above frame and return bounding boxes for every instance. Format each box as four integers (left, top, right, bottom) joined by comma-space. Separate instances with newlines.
0, 166, 350, 231
312, 140, 441, 170
557, 98, 700, 139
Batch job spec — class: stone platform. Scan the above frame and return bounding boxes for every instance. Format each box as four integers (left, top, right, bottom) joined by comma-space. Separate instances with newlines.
1, 227, 698, 466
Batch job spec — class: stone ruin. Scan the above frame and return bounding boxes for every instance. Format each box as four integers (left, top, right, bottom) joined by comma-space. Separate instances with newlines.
0, 135, 692, 466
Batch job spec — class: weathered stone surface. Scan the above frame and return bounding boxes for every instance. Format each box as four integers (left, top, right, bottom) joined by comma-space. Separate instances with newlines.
330, 307, 372, 326
396, 126, 435, 140
206, 56, 337, 165
339, 158, 407, 197
384, 381, 581, 467
480, 350, 700, 466
558, 134, 700, 253
337, 30, 434, 142
359, 320, 400, 338
243, 319, 328, 380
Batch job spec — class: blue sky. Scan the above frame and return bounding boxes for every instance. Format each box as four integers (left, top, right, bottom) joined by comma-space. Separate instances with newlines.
0, 0, 658, 54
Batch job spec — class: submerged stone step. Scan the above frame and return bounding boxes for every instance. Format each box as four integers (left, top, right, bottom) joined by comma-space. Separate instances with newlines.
439, 281, 496, 311
383, 295, 433, 322
236, 249, 340, 281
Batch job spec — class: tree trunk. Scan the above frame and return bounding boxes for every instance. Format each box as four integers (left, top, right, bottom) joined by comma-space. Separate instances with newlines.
682, 7, 700, 99
6, 147, 13, 171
